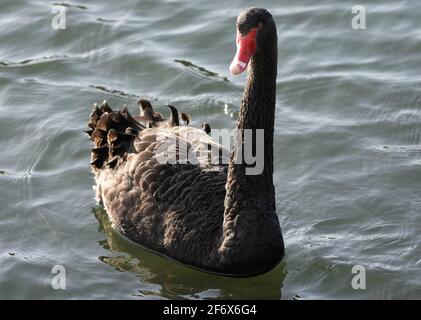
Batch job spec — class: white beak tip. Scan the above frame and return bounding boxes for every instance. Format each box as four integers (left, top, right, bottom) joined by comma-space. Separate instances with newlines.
229, 60, 247, 75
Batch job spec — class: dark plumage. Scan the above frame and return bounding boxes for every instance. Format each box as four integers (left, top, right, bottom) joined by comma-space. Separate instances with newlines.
135, 99, 164, 127
202, 122, 211, 135
87, 8, 284, 277
166, 105, 180, 127
99, 100, 112, 113
181, 112, 191, 126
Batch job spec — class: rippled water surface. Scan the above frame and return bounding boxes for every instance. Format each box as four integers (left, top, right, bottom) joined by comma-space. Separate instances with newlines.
1, 0, 420, 299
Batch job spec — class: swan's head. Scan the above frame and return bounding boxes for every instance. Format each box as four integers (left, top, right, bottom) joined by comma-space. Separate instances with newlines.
230, 8, 275, 75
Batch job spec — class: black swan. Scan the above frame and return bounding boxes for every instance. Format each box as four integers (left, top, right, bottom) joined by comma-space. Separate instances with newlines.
86, 7, 284, 277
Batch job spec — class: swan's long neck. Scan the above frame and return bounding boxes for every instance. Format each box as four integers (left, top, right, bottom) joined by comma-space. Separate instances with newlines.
223, 30, 278, 222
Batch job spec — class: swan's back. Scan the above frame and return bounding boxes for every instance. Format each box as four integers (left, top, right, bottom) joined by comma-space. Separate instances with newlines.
88, 101, 230, 268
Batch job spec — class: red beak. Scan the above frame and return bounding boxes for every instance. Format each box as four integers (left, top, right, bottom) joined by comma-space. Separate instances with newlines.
230, 28, 257, 75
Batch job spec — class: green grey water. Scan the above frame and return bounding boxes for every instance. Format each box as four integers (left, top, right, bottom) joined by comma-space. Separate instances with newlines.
0, 0, 420, 299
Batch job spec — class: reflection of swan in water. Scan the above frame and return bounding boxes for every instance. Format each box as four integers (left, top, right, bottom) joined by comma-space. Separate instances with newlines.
93, 207, 286, 299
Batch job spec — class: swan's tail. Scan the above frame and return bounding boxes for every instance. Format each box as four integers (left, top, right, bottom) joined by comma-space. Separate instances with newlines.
86, 100, 145, 170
